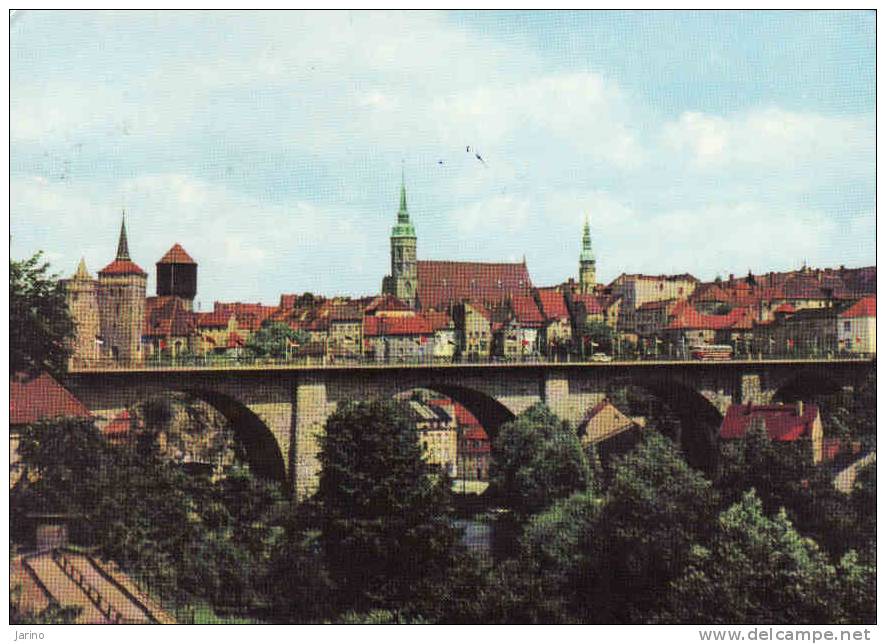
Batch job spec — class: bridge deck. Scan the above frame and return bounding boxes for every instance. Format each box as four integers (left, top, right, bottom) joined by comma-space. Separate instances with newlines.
68, 357, 873, 374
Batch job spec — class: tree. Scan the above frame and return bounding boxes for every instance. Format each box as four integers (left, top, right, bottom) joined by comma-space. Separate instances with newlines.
578, 321, 613, 355
716, 418, 859, 556
580, 431, 719, 622
317, 399, 462, 614
11, 415, 287, 612
10, 252, 75, 376
245, 321, 308, 359
662, 491, 850, 624
490, 403, 593, 517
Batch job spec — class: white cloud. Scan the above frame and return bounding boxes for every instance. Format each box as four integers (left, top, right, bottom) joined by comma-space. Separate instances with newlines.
661, 107, 873, 172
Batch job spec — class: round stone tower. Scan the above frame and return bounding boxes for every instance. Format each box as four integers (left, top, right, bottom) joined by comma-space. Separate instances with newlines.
97, 215, 147, 364
62, 258, 101, 367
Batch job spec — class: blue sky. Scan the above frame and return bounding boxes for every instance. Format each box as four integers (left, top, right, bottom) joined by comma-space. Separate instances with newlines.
11, 10, 875, 308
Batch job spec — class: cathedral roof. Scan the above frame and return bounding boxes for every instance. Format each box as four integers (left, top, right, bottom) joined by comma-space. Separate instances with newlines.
157, 244, 196, 265
416, 260, 533, 311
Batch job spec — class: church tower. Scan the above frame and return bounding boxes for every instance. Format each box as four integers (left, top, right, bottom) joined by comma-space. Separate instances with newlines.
381, 179, 418, 307
579, 216, 596, 294
97, 214, 147, 363
62, 258, 102, 367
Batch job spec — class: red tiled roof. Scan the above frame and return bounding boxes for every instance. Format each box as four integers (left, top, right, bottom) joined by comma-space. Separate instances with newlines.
104, 409, 133, 437
157, 243, 196, 265
666, 303, 750, 331
424, 310, 454, 331
417, 260, 533, 311
98, 259, 146, 277
196, 310, 232, 328
572, 292, 604, 315
509, 294, 544, 326
536, 288, 569, 321
10, 372, 92, 425
720, 403, 819, 442
364, 315, 433, 337
226, 331, 245, 348
453, 404, 481, 428
774, 303, 796, 314
363, 294, 413, 315
692, 283, 731, 303
840, 295, 875, 319
463, 427, 489, 441
144, 296, 196, 337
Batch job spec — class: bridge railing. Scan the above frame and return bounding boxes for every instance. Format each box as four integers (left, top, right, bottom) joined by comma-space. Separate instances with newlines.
68, 349, 875, 371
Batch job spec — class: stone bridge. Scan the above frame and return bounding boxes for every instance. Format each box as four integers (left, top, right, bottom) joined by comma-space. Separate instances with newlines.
62, 359, 873, 499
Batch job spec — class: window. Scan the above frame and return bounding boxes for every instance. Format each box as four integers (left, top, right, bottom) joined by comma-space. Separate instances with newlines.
844, 321, 851, 331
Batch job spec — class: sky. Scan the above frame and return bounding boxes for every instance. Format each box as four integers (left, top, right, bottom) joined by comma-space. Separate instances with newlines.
10, 10, 875, 308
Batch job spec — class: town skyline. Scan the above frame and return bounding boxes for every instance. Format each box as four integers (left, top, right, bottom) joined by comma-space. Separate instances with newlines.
11, 11, 875, 305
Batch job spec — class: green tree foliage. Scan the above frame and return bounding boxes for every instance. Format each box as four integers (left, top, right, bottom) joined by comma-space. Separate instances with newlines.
490, 403, 593, 517
317, 399, 463, 614
581, 432, 719, 622
579, 321, 613, 355
10, 252, 75, 376
498, 432, 717, 624
661, 491, 861, 624
11, 416, 287, 613
245, 321, 308, 359
716, 418, 863, 556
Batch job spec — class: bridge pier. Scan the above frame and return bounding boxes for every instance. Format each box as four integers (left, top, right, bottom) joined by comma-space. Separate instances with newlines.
292, 374, 330, 500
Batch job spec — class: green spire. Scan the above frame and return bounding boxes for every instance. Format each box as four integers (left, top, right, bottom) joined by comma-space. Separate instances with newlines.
398, 174, 410, 220
116, 211, 131, 261
391, 175, 416, 238
580, 216, 594, 262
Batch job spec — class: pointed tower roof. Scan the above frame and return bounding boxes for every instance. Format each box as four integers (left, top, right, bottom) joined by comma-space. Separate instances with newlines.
158, 243, 196, 265
391, 176, 416, 239
116, 213, 131, 260
73, 257, 92, 280
100, 212, 146, 277
580, 216, 595, 263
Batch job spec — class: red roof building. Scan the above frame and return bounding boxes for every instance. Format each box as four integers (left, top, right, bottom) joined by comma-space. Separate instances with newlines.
666, 302, 751, 331
720, 402, 823, 463
508, 294, 545, 327
144, 296, 196, 338
571, 292, 604, 315
840, 295, 875, 319
416, 260, 533, 311
536, 288, 570, 321
364, 315, 433, 337
10, 373, 92, 426
423, 310, 455, 332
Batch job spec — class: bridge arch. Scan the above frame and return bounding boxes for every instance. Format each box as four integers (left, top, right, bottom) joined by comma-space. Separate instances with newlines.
182, 389, 287, 483
599, 375, 725, 472
124, 388, 287, 484
771, 369, 844, 404
398, 383, 517, 438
